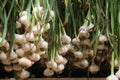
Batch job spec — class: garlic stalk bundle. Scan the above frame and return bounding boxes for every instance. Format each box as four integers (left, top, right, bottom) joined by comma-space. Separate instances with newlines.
89, 64, 100, 74
106, 74, 118, 80
4, 65, 13, 72
18, 57, 32, 67
17, 69, 30, 79
14, 34, 26, 44
43, 68, 54, 76
61, 34, 71, 44
0, 51, 7, 61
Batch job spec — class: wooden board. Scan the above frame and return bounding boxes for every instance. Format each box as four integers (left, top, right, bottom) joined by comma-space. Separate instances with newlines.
0, 78, 106, 80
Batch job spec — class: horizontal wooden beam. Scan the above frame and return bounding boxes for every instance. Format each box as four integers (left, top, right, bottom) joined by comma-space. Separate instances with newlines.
0, 78, 106, 80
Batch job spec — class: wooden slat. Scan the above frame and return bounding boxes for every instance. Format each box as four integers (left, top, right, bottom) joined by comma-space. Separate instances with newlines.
29, 78, 106, 80
0, 78, 106, 80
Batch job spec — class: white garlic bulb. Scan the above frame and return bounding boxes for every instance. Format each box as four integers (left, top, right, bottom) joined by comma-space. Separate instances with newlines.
9, 50, 17, 60
4, 65, 13, 72
26, 32, 38, 41
14, 34, 26, 44
43, 68, 54, 76
0, 51, 7, 61
17, 69, 30, 79
16, 48, 25, 57
18, 57, 32, 67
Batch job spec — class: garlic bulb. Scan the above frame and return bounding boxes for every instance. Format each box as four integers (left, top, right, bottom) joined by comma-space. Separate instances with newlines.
14, 34, 26, 44
79, 27, 90, 38
106, 74, 118, 80
55, 54, 64, 64
0, 38, 9, 50
38, 50, 46, 55
85, 49, 94, 57
18, 57, 32, 67
61, 58, 68, 65
9, 50, 17, 60
13, 63, 22, 71
2, 59, 11, 65
31, 25, 40, 35
89, 64, 100, 74
74, 51, 83, 59
16, 21, 21, 29
44, 23, 50, 32
46, 60, 57, 69
114, 59, 119, 69
58, 45, 69, 55
61, 34, 71, 44
11, 58, 19, 63
97, 43, 105, 50
115, 69, 120, 79
28, 53, 40, 61
19, 11, 27, 17
32, 6, 43, 15
19, 15, 31, 29
26, 32, 38, 41
30, 43, 37, 52
43, 68, 54, 76
50, 10, 55, 19
0, 51, 7, 60
72, 38, 80, 46
17, 69, 30, 79
22, 43, 31, 52
79, 59, 89, 68
4, 65, 13, 72
16, 48, 25, 57
81, 39, 91, 47
98, 34, 107, 43
37, 40, 48, 49
54, 64, 65, 72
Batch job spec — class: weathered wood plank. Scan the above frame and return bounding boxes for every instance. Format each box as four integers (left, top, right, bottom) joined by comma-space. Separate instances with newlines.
0, 78, 106, 80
